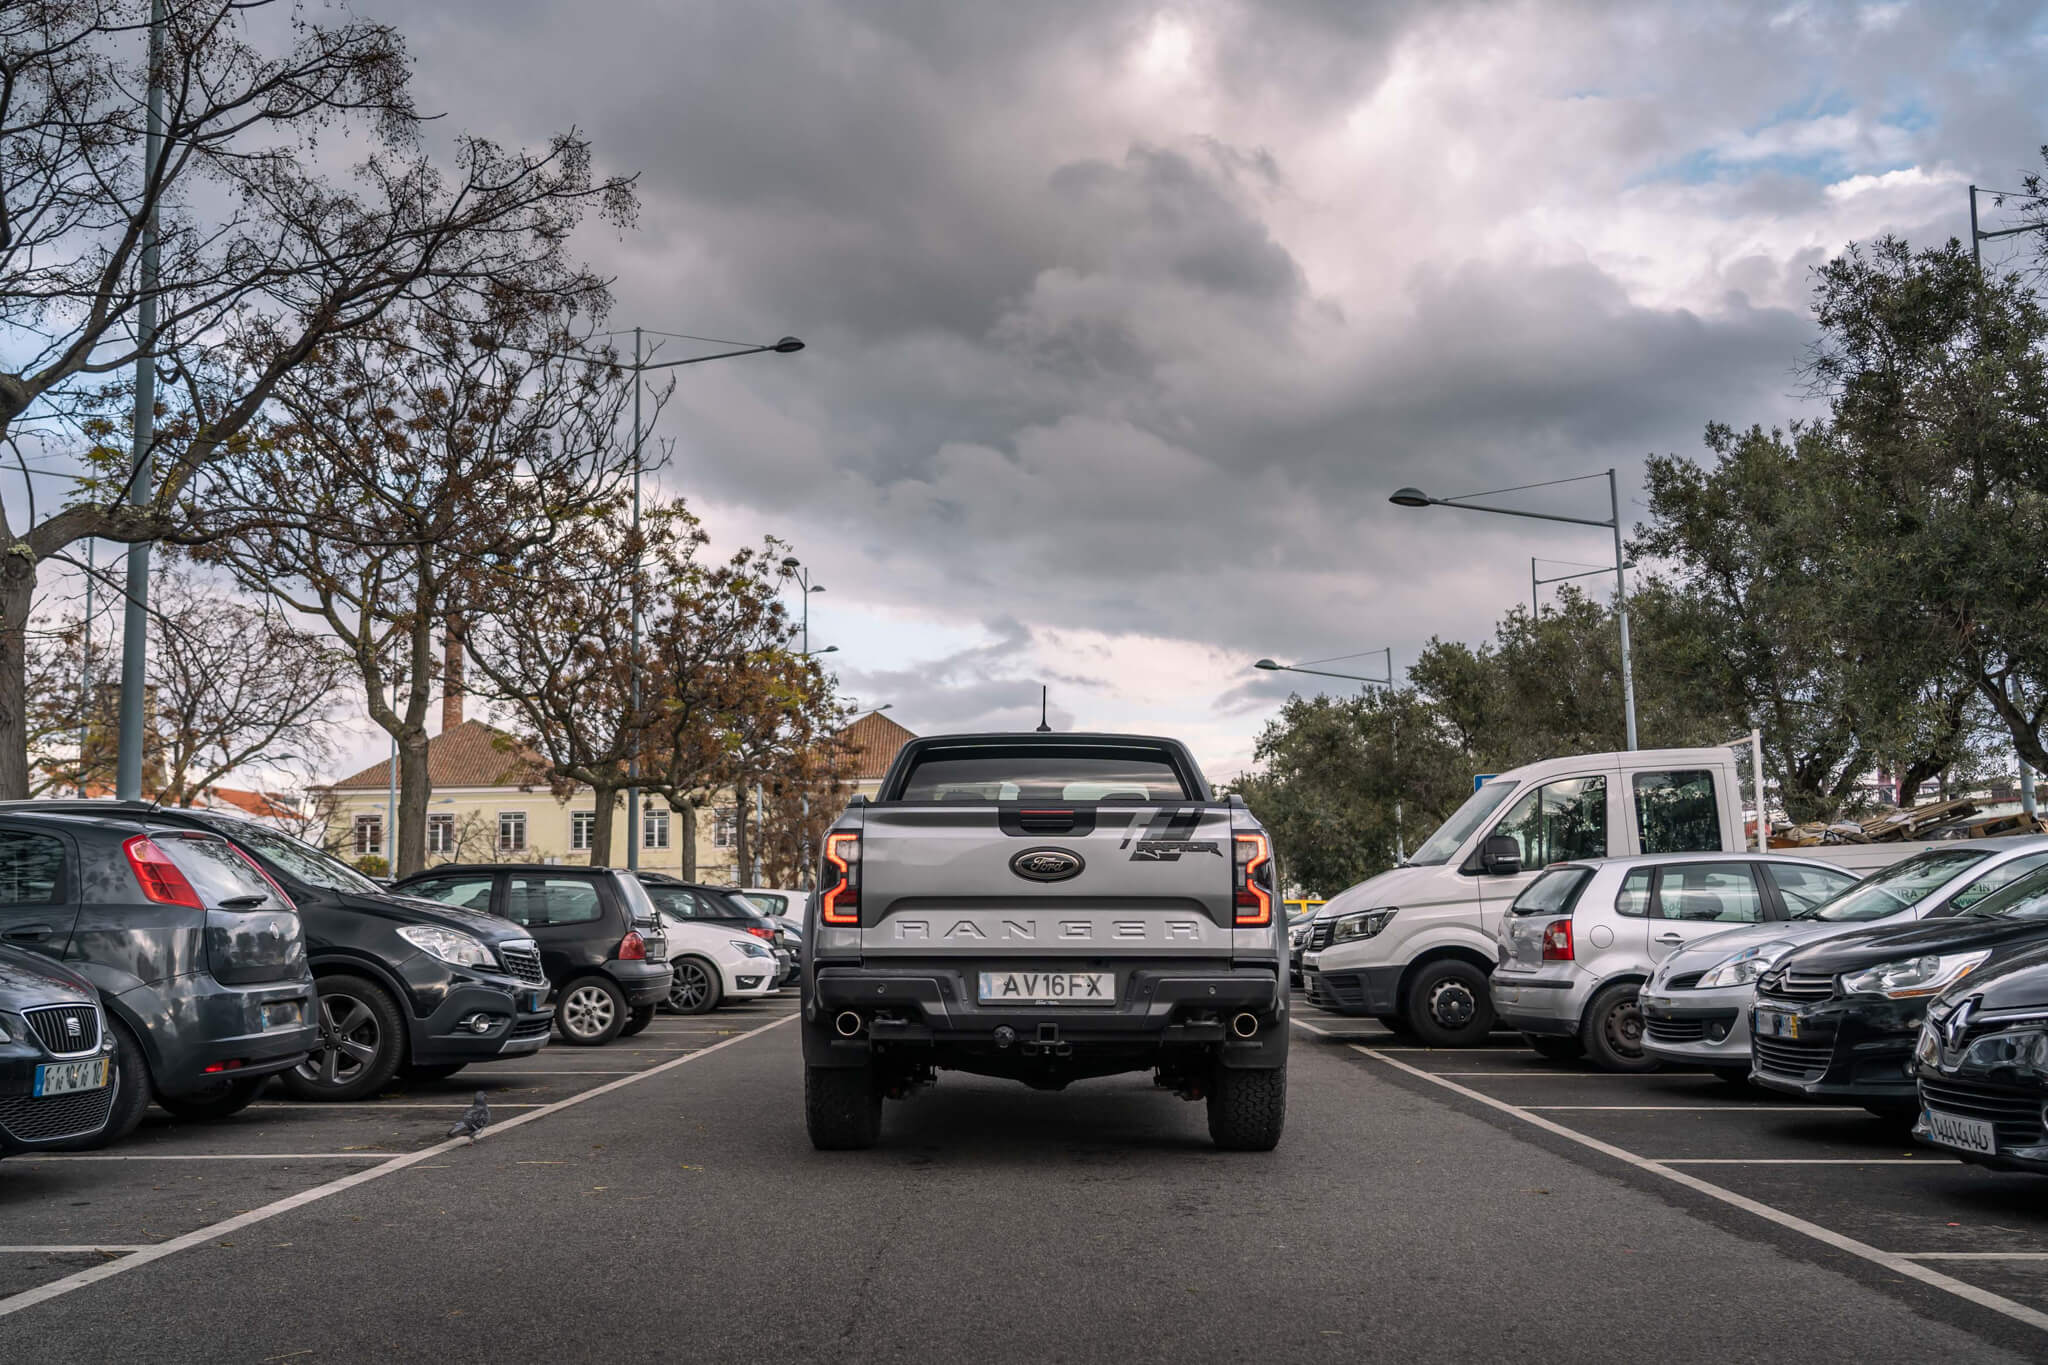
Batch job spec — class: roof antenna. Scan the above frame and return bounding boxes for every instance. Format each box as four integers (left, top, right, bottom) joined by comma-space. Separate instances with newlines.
1035, 684, 1052, 733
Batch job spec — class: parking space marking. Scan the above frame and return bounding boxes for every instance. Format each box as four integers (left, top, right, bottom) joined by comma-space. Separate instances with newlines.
452, 1069, 642, 1076
1427, 1071, 1678, 1079
1526, 1105, 1868, 1113
0, 1247, 152, 1254
248, 1102, 548, 1110
15, 1153, 393, 1162
1296, 1020, 2048, 1336
1905, 1254, 2048, 1261
1650, 1158, 1935, 1165
0, 1011, 797, 1322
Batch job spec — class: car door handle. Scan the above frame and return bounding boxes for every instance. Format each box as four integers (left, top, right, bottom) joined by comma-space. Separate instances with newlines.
1654, 933, 1684, 944
2, 923, 53, 941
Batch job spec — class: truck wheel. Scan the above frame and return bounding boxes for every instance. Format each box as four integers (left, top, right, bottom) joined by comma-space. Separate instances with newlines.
1524, 1034, 1585, 1063
806, 1065, 882, 1150
1402, 961, 1495, 1047
1580, 981, 1659, 1073
1207, 1066, 1286, 1151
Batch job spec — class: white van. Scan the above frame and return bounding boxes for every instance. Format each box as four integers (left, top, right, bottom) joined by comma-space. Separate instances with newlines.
1300, 746, 1929, 1046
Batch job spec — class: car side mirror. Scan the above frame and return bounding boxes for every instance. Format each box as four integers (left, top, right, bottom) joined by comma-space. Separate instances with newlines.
1480, 835, 1523, 877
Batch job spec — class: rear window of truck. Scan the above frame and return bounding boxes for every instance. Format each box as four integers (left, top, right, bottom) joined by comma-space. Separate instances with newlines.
894, 747, 1194, 802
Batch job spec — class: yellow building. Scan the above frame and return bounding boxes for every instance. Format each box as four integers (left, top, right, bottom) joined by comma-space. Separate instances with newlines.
315, 710, 917, 882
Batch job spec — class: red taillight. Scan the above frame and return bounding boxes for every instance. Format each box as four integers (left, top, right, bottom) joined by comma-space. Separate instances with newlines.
225, 843, 296, 911
1540, 918, 1574, 961
618, 930, 647, 961
746, 925, 774, 940
821, 831, 860, 925
123, 836, 202, 909
1234, 832, 1273, 927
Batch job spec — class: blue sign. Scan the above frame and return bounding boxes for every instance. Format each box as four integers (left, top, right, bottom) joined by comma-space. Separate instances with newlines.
1473, 773, 1499, 791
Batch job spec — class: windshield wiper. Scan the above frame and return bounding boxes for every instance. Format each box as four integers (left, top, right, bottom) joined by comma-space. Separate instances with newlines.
216, 894, 269, 909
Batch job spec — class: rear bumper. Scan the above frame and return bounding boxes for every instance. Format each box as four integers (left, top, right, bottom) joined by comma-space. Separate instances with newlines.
806, 963, 1286, 1070
133, 977, 317, 1097
1489, 972, 1588, 1037
605, 961, 675, 1009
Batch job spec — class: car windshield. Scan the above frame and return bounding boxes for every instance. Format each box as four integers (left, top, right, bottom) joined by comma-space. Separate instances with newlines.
743, 892, 788, 915
215, 818, 384, 896
1406, 780, 1521, 867
1959, 864, 2048, 920
1799, 848, 1989, 922
1509, 866, 1592, 915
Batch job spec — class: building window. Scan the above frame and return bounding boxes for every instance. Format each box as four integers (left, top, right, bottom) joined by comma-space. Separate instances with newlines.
571, 810, 595, 852
427, 815, 456, 856
497, 810, 527, 854
353, 814, 383, 856
644, 807, 671, 851
712, 807, 737, 849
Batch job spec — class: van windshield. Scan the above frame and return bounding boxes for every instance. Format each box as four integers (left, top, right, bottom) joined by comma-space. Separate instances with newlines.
1406, 781, 1520, 867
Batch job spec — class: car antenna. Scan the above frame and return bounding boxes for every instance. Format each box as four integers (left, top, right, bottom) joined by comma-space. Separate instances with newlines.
1035, 684, 1052, 733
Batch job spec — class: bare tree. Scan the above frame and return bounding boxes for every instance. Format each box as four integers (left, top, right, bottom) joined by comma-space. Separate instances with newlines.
197, 301, 639, 876
0, 0, 636, 795
29, 566, 343, 800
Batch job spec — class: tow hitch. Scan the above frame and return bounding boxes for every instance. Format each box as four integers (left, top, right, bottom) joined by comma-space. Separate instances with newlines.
1018, 1022, 1073, 1058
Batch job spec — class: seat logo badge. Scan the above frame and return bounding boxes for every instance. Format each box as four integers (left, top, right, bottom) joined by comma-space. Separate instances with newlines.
65, 1017, 81, 1038
1011, 848, 1084, 882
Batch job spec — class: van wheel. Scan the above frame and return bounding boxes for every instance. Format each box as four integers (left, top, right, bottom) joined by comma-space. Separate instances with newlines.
1580, 981, 1659, 1073
806, 1065, 882, 1150
156, 1076, 265, 1121
93, 1018, 153, 1146
1524, 1034, 1585, 1063
1402, 961, 1495, 1047
1207, 1066, 1287, 1151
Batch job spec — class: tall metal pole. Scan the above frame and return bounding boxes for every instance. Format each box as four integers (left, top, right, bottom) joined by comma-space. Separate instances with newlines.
79, 540, 95, 795
1609, 468, 1639, 751
1970, 184, 1982, 270
1381, 645, 1405, 862
1531, 558, 1538, 619
626, 327, 643, 873
117, 0, 166, 801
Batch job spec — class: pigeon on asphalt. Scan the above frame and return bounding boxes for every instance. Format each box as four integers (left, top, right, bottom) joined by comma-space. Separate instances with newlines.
447, 1091, 491, 1143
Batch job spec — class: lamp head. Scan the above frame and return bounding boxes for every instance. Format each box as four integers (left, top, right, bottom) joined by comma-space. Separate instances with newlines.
1254, 659, 1281, 671
773, 336, 806, 354
780, 556, 801, 573
1389, 487, 1434, 509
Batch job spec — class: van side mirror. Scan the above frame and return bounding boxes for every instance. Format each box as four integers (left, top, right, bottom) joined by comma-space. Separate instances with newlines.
1480, 835, 1523, 877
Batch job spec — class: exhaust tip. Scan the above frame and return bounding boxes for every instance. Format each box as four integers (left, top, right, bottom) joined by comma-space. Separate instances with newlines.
1230, 1012, 1260, 1039
834, 1011, 864, 1037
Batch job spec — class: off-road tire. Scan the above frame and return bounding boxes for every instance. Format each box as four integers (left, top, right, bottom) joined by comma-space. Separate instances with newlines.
805, 1064, 882, 1150
1402, 960, 1495, 1047
1207, 1065, 1286, 1151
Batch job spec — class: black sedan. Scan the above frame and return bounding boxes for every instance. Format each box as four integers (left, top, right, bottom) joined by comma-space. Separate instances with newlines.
1912, 942, 2048, 1172
0, 943, 118, 1156
1751, 861, 2048, 1115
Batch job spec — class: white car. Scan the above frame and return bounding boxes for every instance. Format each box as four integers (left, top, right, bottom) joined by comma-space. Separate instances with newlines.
737, 887, 806, 984
657, 912, 781, 1013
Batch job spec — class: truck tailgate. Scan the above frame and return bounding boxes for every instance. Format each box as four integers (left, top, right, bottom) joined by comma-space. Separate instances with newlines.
857, 804, 1237, 957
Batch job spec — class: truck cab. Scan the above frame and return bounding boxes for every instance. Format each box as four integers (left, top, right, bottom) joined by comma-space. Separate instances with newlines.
1303, 748, 1749, 1045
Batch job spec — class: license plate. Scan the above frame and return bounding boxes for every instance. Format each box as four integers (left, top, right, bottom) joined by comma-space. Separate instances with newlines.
978, 971, 1114, 1005
525, 990, 548, 1012
34, 1057, 109, 1097
262, 1000, 302, 1028
1753, 1006, 1799, 1040
1923, 1108, 1996, 1155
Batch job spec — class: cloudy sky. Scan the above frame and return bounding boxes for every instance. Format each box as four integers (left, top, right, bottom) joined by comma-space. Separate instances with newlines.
320, 0, 2046, 783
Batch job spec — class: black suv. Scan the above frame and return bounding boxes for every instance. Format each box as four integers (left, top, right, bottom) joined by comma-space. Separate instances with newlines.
392, 865, 672, 1047
0, 810, 316, 1139
1, 943, 119, 1156
4, 802, 555, 1101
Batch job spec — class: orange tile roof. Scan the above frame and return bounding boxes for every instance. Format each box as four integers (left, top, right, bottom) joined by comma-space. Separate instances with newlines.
840, 710, 916, 781
325, 720, 547, 792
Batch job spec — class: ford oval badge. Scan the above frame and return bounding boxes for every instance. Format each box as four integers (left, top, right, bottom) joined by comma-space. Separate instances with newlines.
1011, 847, 1084, 882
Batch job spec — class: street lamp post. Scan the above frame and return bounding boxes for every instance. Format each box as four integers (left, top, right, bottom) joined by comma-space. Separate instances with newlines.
1391, 470, 1639, 751
601, 331, 802, 873
1254, 649, 1404, 859
779, 557, 826, 657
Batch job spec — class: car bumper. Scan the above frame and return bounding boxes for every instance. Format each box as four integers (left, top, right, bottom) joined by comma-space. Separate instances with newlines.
605, 960, 674, 1009
807, 962, 1286, 1069
1912, 1068, 2048, 1172
0, 1040, 119, 1153
1638, 986, 1752, 1066
1747, 995, 1924, 1103
411, 978, 556, 1065
1488, 971, 1589, 1038
722, 959, 780, 999
1301, 963, 1403, 1016
135, 977, 318, 1097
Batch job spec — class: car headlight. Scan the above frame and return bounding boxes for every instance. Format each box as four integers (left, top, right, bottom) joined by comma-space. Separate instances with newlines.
1915, 1022, 1940, 1068
0, 1016, 10, 1043
1330, 908, 1397, 944
396, 924, 498, 969
729, 938, 774, 959
1696, 941, 1795, 990
1838, 950, 1991, 1000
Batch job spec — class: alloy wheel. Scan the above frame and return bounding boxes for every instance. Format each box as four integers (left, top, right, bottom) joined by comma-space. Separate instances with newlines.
669, 961, 712, 1012
561, 983, 618, 1040
298, 992, 381, 1089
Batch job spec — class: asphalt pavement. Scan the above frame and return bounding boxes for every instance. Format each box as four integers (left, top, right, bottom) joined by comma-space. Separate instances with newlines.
2, 990, 2045, 1362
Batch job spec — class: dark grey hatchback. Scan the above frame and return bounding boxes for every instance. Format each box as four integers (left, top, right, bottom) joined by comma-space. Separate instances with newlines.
0, 811, 317, 1141
0, 943, 118, 1156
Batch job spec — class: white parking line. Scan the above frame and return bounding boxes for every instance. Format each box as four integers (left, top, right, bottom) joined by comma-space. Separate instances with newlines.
0, 1247, 152, 1254
1651, 1158, 1934, 1166
248, 1102, 548, 1110
1526, 1106, 1869, 1114
1297, 1019, 2048, 1336
1428, 1072, 1680, 1079
0, 1012, 797, 1321
16, 1153, 392, 1162
1904, 1253, 2048, 1261
455, 1069, 642, 1076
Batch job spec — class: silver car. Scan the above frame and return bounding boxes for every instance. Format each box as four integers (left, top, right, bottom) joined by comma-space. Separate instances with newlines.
1639, 837, 2048, 1077
1490, 852, 1863, 1071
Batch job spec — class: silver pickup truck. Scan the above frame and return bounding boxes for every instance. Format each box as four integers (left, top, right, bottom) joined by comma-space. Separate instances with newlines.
800, 731, 1288, 1151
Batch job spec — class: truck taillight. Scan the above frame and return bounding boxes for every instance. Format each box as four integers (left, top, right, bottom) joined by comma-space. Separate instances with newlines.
1541, 918, 1574, 961
1233, 832, 1272, 927
123, 835, 202, 909
821, 831, 861, 925
618, 930, 647, 961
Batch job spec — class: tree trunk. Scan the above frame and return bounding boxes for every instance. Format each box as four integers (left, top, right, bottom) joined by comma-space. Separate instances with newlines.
396, 724, 430, 878
679, 803, 697, 880
587, 785, 617, 869
0, 563, 31, 800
